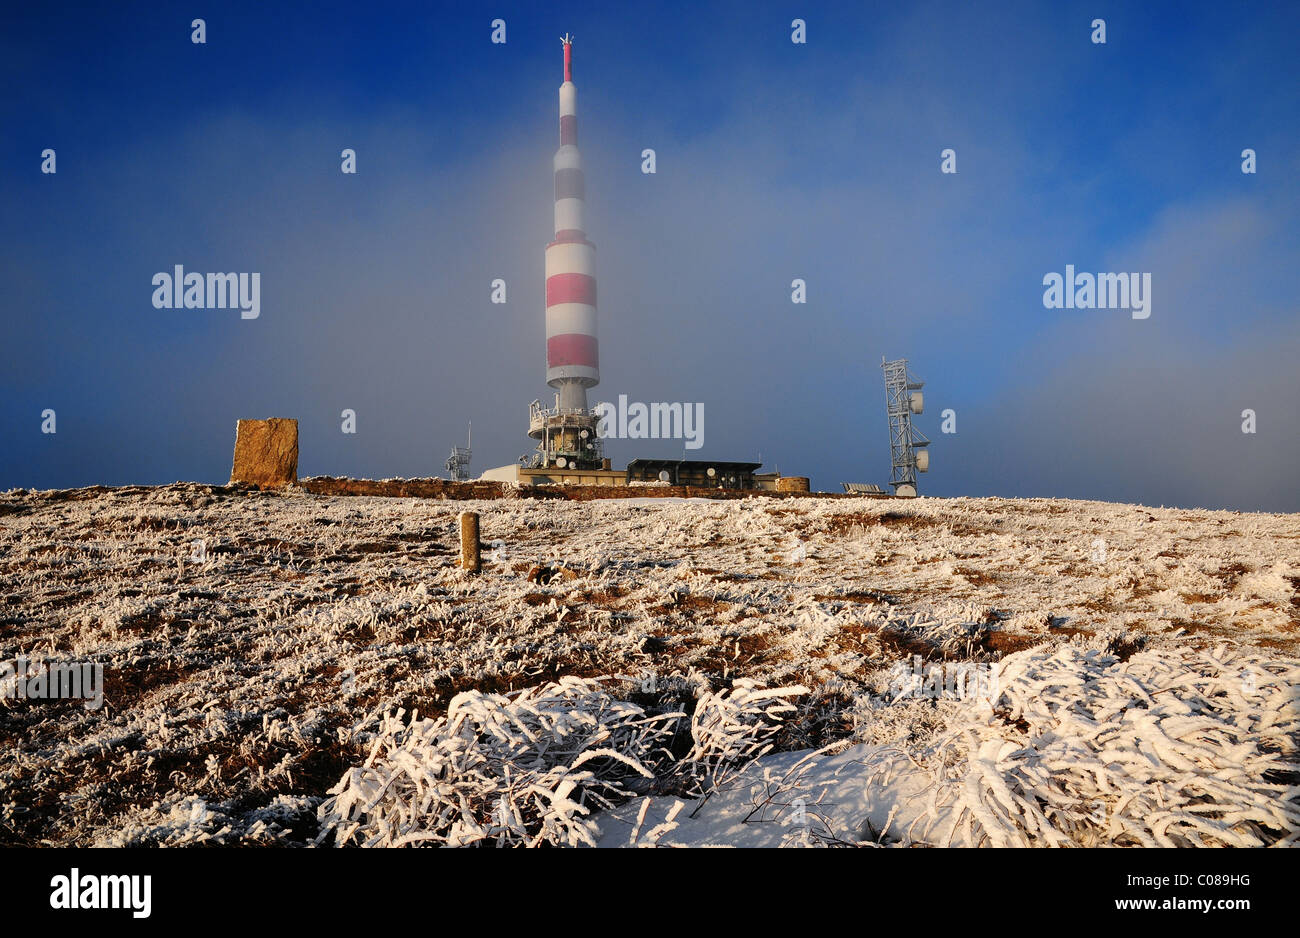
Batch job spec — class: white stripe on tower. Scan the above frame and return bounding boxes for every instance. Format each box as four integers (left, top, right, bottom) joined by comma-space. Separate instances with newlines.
545, 33, 598, 390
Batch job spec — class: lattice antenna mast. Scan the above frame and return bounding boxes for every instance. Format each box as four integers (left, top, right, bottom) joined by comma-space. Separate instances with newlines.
882, 357, 930, 496
445, 422, 472, 481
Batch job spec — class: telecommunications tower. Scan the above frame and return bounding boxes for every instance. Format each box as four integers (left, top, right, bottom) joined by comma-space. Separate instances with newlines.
882, 358, 930, 496
526, 34, 605, 470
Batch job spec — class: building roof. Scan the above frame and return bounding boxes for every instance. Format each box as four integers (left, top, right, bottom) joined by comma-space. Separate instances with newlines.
625, 459, 763, 472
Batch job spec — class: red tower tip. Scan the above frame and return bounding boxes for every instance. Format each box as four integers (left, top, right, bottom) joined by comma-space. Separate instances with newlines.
561, 33, 573, 82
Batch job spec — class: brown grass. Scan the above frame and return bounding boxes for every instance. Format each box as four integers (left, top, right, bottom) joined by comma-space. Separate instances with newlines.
953, 567, 997, 587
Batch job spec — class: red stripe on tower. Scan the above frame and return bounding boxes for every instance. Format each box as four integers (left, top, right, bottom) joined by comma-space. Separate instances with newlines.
547, 334, 598, 368
546, 273, 596, 307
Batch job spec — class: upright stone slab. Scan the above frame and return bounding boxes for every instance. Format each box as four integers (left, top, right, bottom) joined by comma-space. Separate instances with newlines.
230, 418, 298, 488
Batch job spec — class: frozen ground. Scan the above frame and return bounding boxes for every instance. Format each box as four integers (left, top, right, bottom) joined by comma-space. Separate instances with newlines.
0, 483, 1296, 846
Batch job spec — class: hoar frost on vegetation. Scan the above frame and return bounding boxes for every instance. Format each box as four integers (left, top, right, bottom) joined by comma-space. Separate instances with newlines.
595, 644, 1300, 848
315, 677, 807, 847
1, 483, 1297, 846
857, 643, 1300, 847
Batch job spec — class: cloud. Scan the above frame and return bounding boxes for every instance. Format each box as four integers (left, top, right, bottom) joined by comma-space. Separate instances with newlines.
937, 196, 1300, 511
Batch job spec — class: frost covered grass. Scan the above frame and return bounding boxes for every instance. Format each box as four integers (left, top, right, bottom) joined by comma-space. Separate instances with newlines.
0, 483, 1296, 846
859, 643, 1300, 847
595, 644, 1300, 848
314, 676, 809, 847
318, 677, 681, 847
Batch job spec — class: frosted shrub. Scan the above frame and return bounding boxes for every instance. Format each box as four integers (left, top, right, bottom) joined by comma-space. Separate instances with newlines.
676, 679, 809, 797
866, 644, 1300, 847
318, 676, 813, 846
317, 677, 682, 847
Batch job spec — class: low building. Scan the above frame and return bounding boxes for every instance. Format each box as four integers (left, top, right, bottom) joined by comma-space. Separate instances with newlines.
625, 459, 762, 489
482, 459, 799, 491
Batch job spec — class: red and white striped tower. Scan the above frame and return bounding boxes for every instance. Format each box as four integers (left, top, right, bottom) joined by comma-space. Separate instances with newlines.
546, 34, 598, 403
529, 34, 603, 469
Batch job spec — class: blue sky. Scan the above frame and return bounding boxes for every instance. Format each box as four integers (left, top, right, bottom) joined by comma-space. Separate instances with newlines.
3, 1, 1298, 510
